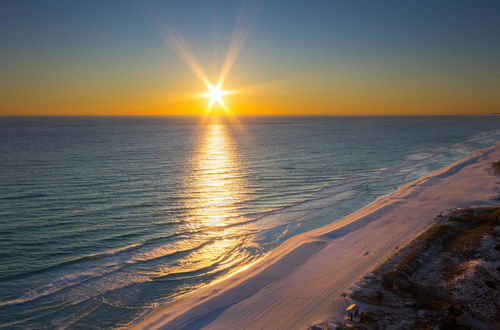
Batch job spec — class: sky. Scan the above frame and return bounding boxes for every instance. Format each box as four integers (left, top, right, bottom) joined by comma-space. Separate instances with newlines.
1, 0, 500, 115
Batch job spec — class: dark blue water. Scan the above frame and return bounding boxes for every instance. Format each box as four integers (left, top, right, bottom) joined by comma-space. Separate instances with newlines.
1, 115, 499, 328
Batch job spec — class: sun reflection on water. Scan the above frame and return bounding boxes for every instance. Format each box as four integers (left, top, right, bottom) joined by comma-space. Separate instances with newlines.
152, 119, 258, 280
188, 121, 247, 228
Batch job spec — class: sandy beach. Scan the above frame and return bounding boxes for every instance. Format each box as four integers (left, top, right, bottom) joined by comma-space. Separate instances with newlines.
132, 143, 500, 330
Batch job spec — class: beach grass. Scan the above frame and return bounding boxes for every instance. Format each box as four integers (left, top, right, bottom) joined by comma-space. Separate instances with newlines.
352, 206, 500, 328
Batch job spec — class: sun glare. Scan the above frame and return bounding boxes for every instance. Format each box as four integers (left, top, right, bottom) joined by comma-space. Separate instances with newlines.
202, 84, 232, 113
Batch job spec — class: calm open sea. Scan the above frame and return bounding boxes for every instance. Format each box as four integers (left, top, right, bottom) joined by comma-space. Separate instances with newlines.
1, 116, 500, 328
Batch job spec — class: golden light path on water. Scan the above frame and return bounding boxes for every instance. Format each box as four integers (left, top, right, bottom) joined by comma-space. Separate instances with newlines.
189, 122, 246, 227
152, 120, 258, 285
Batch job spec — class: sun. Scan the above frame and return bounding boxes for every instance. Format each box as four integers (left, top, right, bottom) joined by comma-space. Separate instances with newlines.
194, 82, 236, 114
202, 84, 230, 111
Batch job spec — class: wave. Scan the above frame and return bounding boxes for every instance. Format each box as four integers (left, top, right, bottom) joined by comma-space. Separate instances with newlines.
0, 193, 47, 200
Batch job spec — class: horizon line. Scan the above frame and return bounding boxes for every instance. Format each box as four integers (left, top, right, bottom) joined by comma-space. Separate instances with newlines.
1, 113, 499, 117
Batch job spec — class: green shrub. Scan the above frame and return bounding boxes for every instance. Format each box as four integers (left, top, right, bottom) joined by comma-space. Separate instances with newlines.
492, 161, 500, 175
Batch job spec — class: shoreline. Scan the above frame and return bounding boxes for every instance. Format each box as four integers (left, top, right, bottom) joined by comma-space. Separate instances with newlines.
132, 142, 500, 330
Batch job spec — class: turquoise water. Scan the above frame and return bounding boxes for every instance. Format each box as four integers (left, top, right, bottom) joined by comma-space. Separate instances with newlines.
1, 115, 499, 328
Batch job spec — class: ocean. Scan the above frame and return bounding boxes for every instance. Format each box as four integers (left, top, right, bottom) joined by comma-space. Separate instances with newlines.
1, 115, 499, 329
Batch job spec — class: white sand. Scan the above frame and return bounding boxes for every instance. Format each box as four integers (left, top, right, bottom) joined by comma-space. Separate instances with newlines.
132, 143, 500, 330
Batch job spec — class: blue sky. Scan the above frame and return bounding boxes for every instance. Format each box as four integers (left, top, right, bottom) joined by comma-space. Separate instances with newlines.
1, 0, 500, 115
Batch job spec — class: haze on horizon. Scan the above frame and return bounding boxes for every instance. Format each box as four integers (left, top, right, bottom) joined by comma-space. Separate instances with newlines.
1, 0, 500, 116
